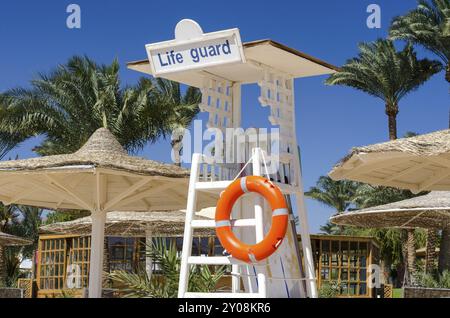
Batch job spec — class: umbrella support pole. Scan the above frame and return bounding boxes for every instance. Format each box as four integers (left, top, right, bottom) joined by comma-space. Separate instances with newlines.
88, 210, 106, 298
145, 230, 153, 280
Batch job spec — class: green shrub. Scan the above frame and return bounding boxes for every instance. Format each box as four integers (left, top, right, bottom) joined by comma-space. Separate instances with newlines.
108, 238, 226, 298
318, 281, 340, 298
415, 270, 450, 289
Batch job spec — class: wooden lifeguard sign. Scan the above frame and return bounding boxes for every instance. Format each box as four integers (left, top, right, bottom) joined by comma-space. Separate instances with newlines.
128, 19, 337, 298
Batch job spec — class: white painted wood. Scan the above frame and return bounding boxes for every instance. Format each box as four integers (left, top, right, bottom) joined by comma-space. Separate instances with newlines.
146, 26, 245, 77
294, 164, 317, 298
178, 153, 201, 298
188, 256, 244, 265
145, 230, 153, 280
252, 148, 267, 298
103, 178, 151, 211
88, 210, 106, 298
195, 180, 299, 194
231, 82, 242, 294
44, 175, 93, 211
191, 218, 256, 228
290, 78, 317, 298
174, 19, 203, 41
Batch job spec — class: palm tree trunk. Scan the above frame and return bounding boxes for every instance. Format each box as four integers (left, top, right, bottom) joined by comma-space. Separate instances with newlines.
386, 106, 398, 140
0, 245, 6, 286
438, 226, 450, 273
406, 229, 416, 285
446, 63, 450, 84
425, 229, 438, 273
171, 131, 184, 167
386, 106, 416, 286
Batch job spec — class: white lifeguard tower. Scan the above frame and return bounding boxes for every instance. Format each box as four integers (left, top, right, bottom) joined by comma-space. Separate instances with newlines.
128, 19, 337, 298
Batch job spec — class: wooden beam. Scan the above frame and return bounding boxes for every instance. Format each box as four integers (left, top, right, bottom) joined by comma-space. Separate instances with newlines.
382, 161, 429, 183
4, 187, 39, 206
119, 175, 153, 209
343, 157, 407, 180
45, 175, 94, 211
103, 177, 152, 211
356, 175, 418, 192
111, 189, 156, 210
25, 177, 81, 209
417, 168, 450, 193
111, 183, 174, 210
55, 174, 87, 208
428, 157, 450, 168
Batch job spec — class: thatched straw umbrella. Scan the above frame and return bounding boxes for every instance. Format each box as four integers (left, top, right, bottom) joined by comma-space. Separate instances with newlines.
40, 210, 214, 285
329, 129, 450, 193
40, 210, 213, 237
0, 232, 32, 285
329, 129, 450, 281
0, 128, 216, 297
331, 191, 450, 273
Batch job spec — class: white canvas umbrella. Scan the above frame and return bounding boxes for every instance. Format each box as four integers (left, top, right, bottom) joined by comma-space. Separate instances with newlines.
0, 128, 217, 297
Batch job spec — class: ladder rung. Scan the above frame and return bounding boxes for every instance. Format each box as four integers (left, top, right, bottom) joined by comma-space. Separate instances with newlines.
184, 292, 261, 298
195, 180, 299, 194
188, 256, 243, 265
195, 181, 231, 190
191, 219, 256, 228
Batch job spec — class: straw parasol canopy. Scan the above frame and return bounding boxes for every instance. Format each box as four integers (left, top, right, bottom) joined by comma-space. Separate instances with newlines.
40, 210, 214, 237
0, 128, 216, 211
0, 231, 32, 246
331, 191, 450, 273
330, 191, 450, 230
0, 128, 216, 297
329, 129, 450, 194
0, 231, 31, 285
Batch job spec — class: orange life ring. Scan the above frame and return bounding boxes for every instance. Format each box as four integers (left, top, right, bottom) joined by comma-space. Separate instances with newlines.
215, 176, 289, 263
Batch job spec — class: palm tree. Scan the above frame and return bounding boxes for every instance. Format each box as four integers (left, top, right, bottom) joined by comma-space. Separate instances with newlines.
0, 96, 27, 160
319, 221, 342, 235
0, 203, 18, 286
326, 39, 442, 140
152, 79, 201, 166
0, 56, 168, 156
305, 176, 359, 213
352, 183, 429, 285
305, 176, 359, 234
9, 206, 43, 258
389, 0, 450, 84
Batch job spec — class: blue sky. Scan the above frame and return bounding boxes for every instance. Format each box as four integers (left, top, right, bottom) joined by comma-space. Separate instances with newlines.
0, 1, 448, 232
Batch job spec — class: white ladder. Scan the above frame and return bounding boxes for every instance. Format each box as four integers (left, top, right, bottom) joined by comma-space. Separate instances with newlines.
178, 150, 269, 298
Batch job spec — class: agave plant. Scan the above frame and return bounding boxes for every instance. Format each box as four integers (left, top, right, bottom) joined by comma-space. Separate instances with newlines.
108, 239, 226, 298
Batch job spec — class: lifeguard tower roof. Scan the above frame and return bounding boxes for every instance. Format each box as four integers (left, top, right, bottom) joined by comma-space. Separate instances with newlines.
127, 39, 338, 88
